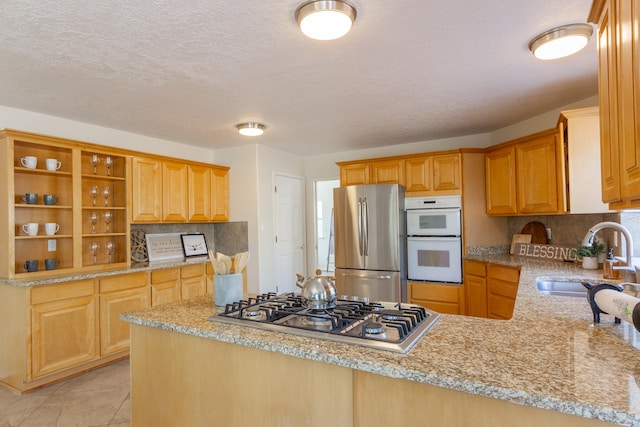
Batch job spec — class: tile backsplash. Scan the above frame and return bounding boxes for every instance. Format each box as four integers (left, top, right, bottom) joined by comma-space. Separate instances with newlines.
508, 213, 621, 253
130, 222, 248, 260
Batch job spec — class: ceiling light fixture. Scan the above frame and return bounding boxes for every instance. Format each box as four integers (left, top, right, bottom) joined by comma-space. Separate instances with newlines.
528, 24, 593, 60
236, 122, 266, 137
295, 0, 357, 41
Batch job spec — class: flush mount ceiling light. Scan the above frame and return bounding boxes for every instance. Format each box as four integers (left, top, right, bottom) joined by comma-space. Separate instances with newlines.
236, 122, 266, 137
295, 0, 357, 41
529, 23, 593, 60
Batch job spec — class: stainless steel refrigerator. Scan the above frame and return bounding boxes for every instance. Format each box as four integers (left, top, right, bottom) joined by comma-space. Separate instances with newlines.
333, 184, 406, 303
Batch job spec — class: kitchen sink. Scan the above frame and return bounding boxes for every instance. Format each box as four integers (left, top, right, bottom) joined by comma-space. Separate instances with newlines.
535, 280, 588, 298
536, 279, 640, 298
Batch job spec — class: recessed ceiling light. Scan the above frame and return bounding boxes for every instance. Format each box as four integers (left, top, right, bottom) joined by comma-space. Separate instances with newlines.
529, 24, 593, 60
236, 122, 266, 137
295, 0, 357, 41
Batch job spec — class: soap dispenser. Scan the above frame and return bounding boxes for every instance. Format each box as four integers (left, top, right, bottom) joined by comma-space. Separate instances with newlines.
603, 248, 619, 280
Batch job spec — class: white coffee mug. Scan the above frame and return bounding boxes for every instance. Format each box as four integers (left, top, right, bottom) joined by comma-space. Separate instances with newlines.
22, 223, 39, 236
20, 156, 37, 169
44, 223, 60, 235
45, 158, 62, 171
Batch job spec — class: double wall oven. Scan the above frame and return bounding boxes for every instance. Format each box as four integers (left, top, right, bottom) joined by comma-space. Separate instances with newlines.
405, 196, 463, 283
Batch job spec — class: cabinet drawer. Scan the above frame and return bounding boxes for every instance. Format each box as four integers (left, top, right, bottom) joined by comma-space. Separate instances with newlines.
487, 264, 520, 283
100, 272, 147, 293
464, 260, 486, 277
181, 264, 204, 279
31, 279, 95, 305
410, 282, 460, 303
488, 280, 519, 299
151, 268, 180, 284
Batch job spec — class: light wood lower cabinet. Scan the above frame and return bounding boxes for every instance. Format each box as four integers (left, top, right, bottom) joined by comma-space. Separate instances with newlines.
31, 279, 98, 378
150, 267, 181, 306
464, 260, 488, 318
409, 281, 465, 315
99, 273, 149, 356
181, 264, 207, 300
464, 260, 520, 319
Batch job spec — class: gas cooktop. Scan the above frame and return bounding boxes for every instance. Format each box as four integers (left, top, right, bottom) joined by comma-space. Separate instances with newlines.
208, 293, 440, 353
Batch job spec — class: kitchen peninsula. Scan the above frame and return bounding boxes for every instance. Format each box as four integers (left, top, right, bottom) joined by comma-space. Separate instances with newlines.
123, 256, 640, 426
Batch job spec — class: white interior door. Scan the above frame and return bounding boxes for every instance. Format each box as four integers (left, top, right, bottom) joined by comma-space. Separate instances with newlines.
274, 174, 305, 294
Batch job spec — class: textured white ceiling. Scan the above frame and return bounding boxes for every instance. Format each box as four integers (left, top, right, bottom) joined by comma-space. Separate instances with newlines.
0, 0, 597, 156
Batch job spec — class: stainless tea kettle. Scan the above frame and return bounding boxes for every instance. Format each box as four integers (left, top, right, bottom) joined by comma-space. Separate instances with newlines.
296, 269, 337, 310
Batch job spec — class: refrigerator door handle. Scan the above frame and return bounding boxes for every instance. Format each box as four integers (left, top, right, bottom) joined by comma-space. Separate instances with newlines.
357, 198, 364, 256
362, 197, 368, 256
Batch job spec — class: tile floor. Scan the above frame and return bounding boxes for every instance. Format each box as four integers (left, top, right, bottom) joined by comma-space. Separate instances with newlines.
0, 358, 130, 427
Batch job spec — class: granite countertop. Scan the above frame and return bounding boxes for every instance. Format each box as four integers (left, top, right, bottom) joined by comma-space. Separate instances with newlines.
122, 255, 640, 426
0, 256, 210, 287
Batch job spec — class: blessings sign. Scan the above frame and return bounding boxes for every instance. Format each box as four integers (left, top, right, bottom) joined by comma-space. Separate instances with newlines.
512, 243, 579, 262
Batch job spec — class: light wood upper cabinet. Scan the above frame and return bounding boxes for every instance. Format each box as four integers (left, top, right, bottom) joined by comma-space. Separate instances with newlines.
404, 156, 432, 192
590, 0, 640, 207
485, 146, 517, 215
187, 164, 211, 222
131, 156, 162, 222
485, 129, 563, 215
432, 154, 461, 192
211, 167, 229, 221
162, 161, 189, 222
340, 162, 369, 186
370, 160, 402, 184
131, 157, 229, 224
515, 131, 561, 214
337, 151, 461, 195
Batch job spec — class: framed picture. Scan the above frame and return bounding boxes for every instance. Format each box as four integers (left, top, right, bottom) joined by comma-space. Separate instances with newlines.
181, 233, 209, 257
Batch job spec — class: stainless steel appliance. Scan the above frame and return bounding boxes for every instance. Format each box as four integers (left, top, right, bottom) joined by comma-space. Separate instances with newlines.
405, 195, 463, 283
209, 293, 440, 353
333, 184, 406, 302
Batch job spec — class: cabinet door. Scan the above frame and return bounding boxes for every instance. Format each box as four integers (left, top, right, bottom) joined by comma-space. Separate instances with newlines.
617, 0, 640, 200
162, 161, 188, 222
432, 154, 461, 192
151, 268, 180, 306
182, 276, 206, 300
596, 2, 621, 203
340, 163, 369, 186
31, 280, 98, 378
485, 146, 517, 215
211, 167, 229, 221
370, 160, 402, 184
486, 264, 520, 320
100, 287, 150, 356
464, 260, 487, 318
515, 133, 561, 214
188, 165, 211, 222
131, 157, 162, 222
404, 157, 432, 192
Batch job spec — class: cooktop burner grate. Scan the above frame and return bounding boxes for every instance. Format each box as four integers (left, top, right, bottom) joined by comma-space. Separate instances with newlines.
209, 293, 440, 354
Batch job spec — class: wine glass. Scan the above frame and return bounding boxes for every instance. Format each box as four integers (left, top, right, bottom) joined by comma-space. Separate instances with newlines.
105, 156, 113, 176
90, 242, 100, 265
89, 212, 98, 233
105, 241, 115, 264
103, 211, 113, 233
102, 186, 110, 207
89, 185, 98, 206
90, 154, 100, 175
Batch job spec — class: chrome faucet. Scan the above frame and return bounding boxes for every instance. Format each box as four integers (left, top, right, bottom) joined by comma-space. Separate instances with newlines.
582, 221, 637, 282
